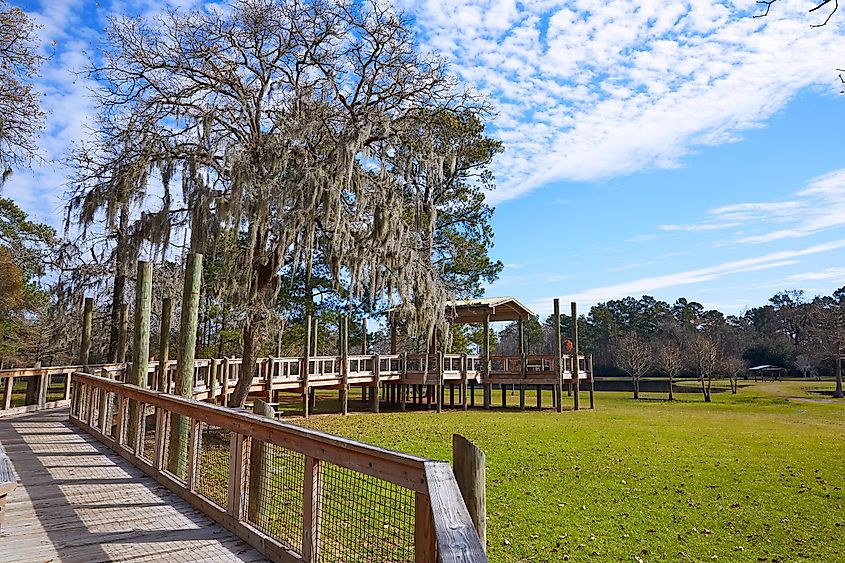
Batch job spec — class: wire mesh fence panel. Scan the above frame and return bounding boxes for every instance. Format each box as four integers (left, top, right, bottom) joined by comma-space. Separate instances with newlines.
140, 406, 157, 463
197, 423, 231, 509
89, 387, 101, 429
163, 412, 190, 482
246, 441, 305, 552
318, 462, 416, 563
103, 392, 117, 438
120, 400, 135, 453
47, 374, 67, 402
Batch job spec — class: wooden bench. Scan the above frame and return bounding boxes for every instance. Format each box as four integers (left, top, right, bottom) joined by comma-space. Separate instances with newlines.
0, 443, 16, 530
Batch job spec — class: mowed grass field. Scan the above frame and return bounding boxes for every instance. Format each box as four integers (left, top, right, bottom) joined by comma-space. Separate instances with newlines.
297, 382, 845, 562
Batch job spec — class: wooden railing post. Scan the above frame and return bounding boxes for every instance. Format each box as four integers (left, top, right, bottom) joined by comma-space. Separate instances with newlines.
452, 434, 487, 551
302, 456, 323, 562
186, 418, 201, 491
227, 431, 249, 519
248, 399, 274, 527
2, 376, 12, 410
222, 357, 231, 405
414, 492, 435, 562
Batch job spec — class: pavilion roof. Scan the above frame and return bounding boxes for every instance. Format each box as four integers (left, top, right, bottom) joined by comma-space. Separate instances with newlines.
446, 296, 534, 324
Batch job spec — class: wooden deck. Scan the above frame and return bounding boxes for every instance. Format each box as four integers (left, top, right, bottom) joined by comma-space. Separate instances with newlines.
0, 408, 267, 562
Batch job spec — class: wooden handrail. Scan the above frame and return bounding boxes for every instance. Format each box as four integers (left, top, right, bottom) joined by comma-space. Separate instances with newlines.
69, 371, 487, 563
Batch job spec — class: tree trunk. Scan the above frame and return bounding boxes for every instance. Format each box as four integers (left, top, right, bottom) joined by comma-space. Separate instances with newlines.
632, 376, 639, 399
668, 373, 674, 401
703, 377, 712, 403
834, 356, 844, 399
108, 205, 130, 362
230, 314, 259, 407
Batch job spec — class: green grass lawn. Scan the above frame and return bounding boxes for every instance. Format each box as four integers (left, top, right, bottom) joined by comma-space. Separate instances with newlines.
295, 382, 845, 562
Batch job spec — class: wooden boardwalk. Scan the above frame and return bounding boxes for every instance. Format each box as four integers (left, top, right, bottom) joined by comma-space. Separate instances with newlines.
0, 408, 266, 562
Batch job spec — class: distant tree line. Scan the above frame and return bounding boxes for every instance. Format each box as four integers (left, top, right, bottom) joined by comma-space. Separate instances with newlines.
495, 290, 845, 400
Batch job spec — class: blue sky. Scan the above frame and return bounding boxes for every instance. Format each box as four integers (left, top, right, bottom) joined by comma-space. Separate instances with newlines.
8, 0, 845, 318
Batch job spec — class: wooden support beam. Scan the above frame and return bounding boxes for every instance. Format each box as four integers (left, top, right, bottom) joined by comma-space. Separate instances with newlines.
571, 302, 580, 412
128, 261, 153, 448
169, 253, 202, 476
158, 297, 173, 392
461, 354, 469, 411
589, 354, 595, 409
371, 354, 380, 413
303, 314, 312, 418
554, 298, 563, 413
340, 316, 349, 416
519, 319, 526, 411
483, 313, 490, 410
436, 351, 443, 414
536, 384, 542, 410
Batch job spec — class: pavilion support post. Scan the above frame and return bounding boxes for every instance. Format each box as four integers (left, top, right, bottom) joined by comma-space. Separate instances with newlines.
519, 319, 526, 411
311, 318, 319, 356
572, 302, 580, 411
168, 253, 202, 476
461, 353, 469, 411
588, 354, 595, 409
390, 313, 397, 355
554, 299, 563, 413
303, 315, 312, 418
470, 380, 475, 407
436, 351, 444, 414
450, 384, 455, 407
340, 316, 348, 416
128, 260, 152, 450
483, 313, 491, 410
501, 384, 506, 408
361, 319, 367, 355
400, 352, 408, 412
536, 384, 542, 409
371, 354, 380, 413
158, 297, 173, 392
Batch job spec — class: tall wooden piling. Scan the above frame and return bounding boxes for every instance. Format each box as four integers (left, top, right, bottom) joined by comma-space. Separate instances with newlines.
571, 302, 580, 411
158, 297, 173, 392
482, 313, 490, 410
436, 351, 444, 413
340, 316, 349, 416
588, 354, 595, 409
303, 315, 312, 418
127, 261, 153, 449
519, 319, 526, 411
371, 354, 380, 413
452, 434, 487, 552
168, 253, 202, 476
554, 298, 563, 413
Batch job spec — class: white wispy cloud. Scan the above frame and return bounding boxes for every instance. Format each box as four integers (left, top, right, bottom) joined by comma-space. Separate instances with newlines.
785, 267, 845, 282
657, 167, 845, 244
400, 0, 845, 203
530, 238, 845, 312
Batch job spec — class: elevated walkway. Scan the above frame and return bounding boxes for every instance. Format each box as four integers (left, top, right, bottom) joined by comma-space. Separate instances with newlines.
0, 408, 265, 562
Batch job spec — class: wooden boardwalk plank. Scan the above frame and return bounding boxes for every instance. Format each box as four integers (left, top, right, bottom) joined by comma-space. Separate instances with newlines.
0, 408, 267, 562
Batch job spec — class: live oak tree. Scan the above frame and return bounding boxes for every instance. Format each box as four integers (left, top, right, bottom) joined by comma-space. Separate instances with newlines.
809, 288, 845, 398
77, 0, 494, 407
0, 1, 45, 183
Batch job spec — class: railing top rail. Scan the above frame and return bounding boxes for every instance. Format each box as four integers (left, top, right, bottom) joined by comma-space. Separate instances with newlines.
72, 370, 428, 492
425, 461, 487, 562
